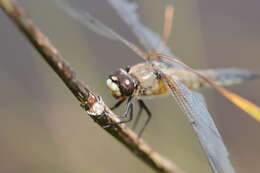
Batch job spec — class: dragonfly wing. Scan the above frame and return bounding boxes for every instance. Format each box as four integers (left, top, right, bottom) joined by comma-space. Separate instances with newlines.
54, 0, 182, 68
53, 0, 149, 58
53, 0, 121, 40
160, 72, 235, 173
108, 0, 183, 69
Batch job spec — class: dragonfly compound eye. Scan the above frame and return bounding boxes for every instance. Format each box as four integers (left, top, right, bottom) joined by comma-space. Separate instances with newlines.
106, 68, 136, 99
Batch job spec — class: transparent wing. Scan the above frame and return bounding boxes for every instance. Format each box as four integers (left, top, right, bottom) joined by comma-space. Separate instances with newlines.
108, 0, 183, 69
160, 72, 235, 173
53, 0, 182, 68
53, 0, 118, 40
52, 0, 147, 59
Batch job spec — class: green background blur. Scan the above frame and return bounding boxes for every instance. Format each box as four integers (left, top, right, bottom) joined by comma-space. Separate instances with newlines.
0, 0, 260, 172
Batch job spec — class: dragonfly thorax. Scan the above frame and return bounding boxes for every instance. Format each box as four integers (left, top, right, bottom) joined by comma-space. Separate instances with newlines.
106, 68, 138, 99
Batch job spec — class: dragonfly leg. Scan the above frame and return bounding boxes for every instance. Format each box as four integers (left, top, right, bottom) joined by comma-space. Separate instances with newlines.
132, 99, 144, 129
103, 97, 133, 128
137, 100, 152, 137
110, 98, 126, 110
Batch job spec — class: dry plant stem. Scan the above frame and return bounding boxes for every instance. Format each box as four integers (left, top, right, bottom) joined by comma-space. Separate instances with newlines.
0, 0, 185, 173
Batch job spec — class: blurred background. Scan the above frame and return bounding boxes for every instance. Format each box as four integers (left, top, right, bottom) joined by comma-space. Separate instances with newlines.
0, 0, 260, 172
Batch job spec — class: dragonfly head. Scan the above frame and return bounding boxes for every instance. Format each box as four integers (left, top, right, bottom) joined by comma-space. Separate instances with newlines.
106, 68, 137, 99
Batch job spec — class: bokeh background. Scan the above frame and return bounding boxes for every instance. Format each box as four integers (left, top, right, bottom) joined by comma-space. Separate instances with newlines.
0, 0, 260, 172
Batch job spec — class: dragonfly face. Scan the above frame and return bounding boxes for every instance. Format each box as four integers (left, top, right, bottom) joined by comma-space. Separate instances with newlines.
106, 67, 138, 99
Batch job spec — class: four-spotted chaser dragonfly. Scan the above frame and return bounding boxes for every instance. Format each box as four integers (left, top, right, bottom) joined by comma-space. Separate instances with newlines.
53, 0, 260, 172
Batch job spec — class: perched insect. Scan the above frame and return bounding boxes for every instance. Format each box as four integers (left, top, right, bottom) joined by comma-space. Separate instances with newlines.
102, 5, 260, 137
106, 59, 260, 134
54, 0, 260, 172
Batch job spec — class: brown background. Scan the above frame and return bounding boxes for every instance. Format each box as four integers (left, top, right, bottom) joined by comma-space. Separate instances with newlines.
0, 0, 259, 172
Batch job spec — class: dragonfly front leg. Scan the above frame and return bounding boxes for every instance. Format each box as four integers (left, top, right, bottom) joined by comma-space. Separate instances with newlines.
103, 97, 133, 128
96, 98, 126, 120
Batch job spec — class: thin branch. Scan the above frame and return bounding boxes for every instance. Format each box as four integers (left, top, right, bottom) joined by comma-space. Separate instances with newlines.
0, 0, 184, 173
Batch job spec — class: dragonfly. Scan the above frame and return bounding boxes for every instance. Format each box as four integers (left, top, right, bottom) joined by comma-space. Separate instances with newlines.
53, 0, 260, 172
